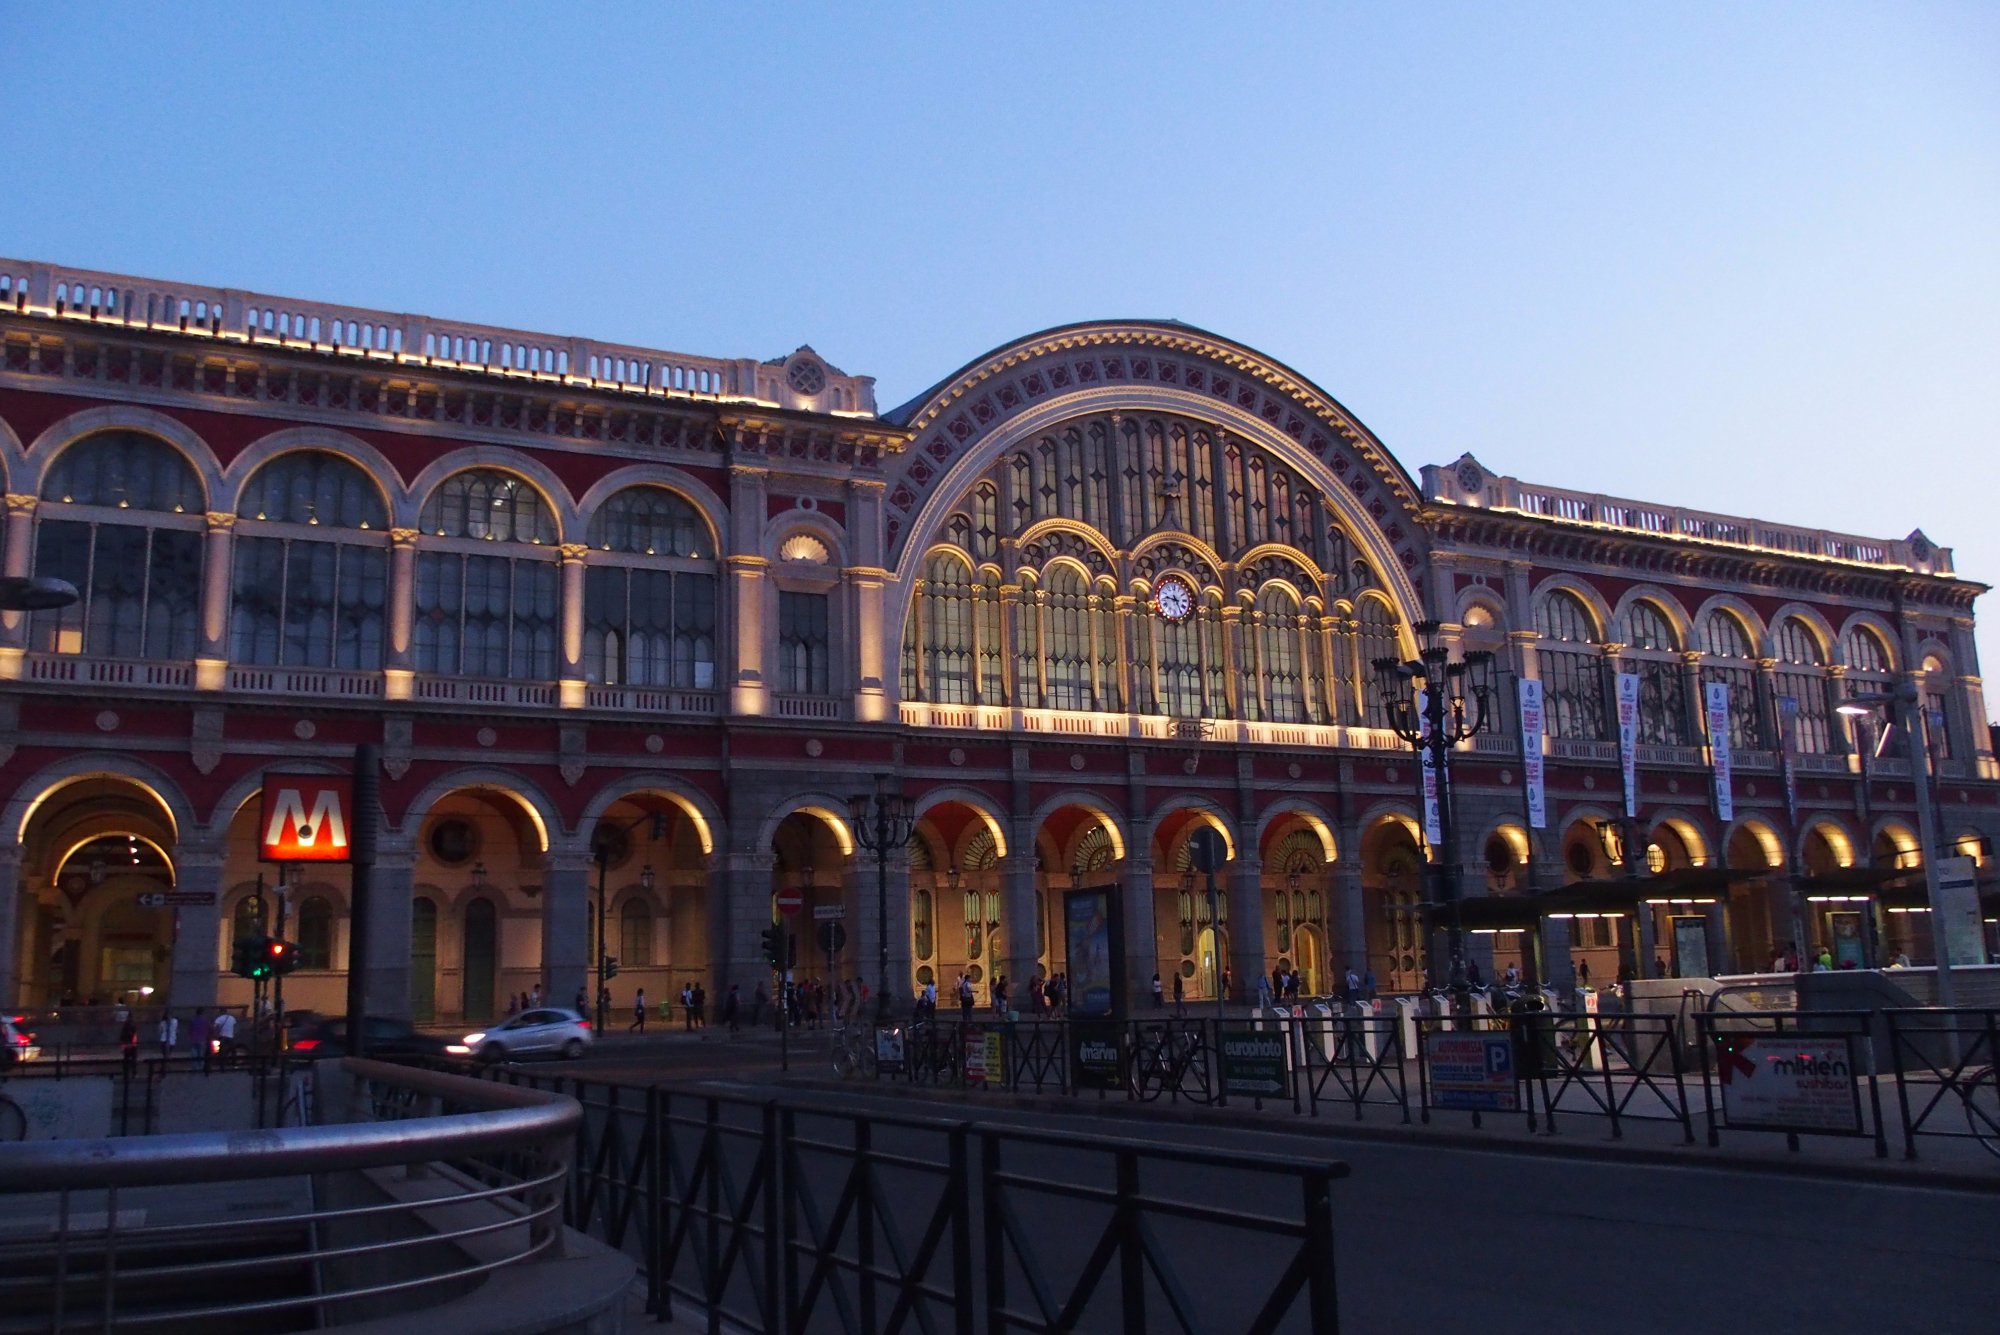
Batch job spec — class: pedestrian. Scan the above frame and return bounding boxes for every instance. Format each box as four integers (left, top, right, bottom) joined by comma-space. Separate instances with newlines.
993, 974, 1009, 1017
529, 982, 542, 1010
631, 988, 647, 1033
575, 986, 588, 1015
1502, 962, 1519, 988
119, 1017, 139, 1075
214, 1009, 238, 1064
157, 1012, 178, 1063
189, 1007, 212, 1071
1255, 972, 1272, 1010
958, 973, 975, 1020
112, 993, 130, 1025
682, 984, 695, 1031
752, 982, 768, 1026
1466, 958, 1483, 988
1576, 957, 1591, 986
1172, 971, 1186, 1017
1344, 967, 1360, 1004
1653, 955, 1667, 979
1221, 967, 1232, 1003
1362, 968, 1377, 1000
922, 978, 937, 1020
1151, 972, 1165, 1010
723, 984, 741, 1035
1271, 965, 1284, 1000
598, 985, 611, 1025
692, 983, 707, 1028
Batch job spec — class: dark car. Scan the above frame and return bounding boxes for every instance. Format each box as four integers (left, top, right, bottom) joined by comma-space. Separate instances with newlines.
286, 1015, 451, 1060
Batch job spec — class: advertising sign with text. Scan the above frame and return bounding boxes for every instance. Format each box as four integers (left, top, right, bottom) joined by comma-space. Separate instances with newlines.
1715, 1034, 1861, 1134
1704, 682, 1734, 823
1219, 1029, 1290, 1098
1519, 678, 1546, 829
1616, 672, 1639, 817
1426, 1033, 1519, 1112
1070, 1023, 1124, 1091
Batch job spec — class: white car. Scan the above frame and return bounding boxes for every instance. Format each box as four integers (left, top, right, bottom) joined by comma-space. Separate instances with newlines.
448, 1008, 593, 1062
0, 1015, 39, 1065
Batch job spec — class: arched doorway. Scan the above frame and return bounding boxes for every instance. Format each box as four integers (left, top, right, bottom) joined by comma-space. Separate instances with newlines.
1361, 815, 1426, 993
462, 898, 497, 1022
770, 808, 855, 997
908, 801, 1008, 1005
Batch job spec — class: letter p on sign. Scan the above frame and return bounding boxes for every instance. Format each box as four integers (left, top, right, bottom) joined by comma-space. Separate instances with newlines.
261, 774, 355, 862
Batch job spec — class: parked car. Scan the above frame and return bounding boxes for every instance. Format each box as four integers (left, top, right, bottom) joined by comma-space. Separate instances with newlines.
0, 1015, 38, 1066
286, 1015, 452, 1061
447, 1008, 594, 1062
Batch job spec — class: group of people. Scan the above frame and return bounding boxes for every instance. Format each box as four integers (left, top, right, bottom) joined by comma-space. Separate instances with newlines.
121, 1004, 239, 1071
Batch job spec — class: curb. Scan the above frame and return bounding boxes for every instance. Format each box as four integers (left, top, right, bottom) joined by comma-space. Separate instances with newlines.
772, 1073, 2000, 1195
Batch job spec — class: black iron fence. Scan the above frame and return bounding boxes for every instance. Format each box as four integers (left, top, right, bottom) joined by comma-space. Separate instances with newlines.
442, 1062, 1350, 1333
852, 1008, 2000, 1166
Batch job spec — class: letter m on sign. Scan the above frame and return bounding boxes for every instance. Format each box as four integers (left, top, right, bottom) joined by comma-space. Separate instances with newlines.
260, 774, 354, 862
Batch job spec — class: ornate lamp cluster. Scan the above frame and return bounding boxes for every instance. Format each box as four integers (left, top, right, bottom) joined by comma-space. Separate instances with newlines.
1369, 619, 1497, 991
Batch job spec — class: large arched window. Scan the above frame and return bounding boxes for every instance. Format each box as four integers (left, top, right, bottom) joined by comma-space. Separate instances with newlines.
1621, 600, 1688, 745
1253, 584, 1307, 723
1041, 564, 1092, 711
581, 487, 717, 689
1699, 610, 1763, 750
1535, 591, 1606, 741
31, 431, 205, 660
1922, 653, 1956, 762
414, 470, 560, 680
231, 452, 390, 669
905, 549, 976, 704
1355, 596, 1401, 728
1774, 618, 1832, 754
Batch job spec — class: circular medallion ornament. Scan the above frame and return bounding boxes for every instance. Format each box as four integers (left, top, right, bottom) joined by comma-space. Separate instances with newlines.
1288, 763, 1302, 780
1149, 573, 1196, 624
95, 710, 119, 732
1583, 774, 1596, 790
1385, 766, 1399, 784
805, 739, 824, 758
645, 734, 664, 754
1069, 753, 1085, 771
949, 748, 966, 767
1455, 459, 1484, 493
1668, 779, 1681, 794
477, 727, 497, 748
1744, 782, 1757, 797
294, 720, 316, 741
785, 357, 826, 396
1499, 769, 1514, 785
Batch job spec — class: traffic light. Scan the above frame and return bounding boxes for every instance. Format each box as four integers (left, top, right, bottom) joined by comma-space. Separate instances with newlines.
230, 936, 262, 980
602, 953, 620, 982
264, 938, 298, 978
760, 924, 785, 970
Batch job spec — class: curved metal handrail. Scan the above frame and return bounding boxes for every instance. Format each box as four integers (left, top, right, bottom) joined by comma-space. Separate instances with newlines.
0, 1057, 578, 1190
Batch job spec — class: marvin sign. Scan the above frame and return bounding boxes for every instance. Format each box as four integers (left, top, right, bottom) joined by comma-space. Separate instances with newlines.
260, 774, 354, 862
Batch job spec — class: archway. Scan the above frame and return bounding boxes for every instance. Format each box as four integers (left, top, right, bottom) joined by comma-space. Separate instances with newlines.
1262, 815, 1335, 997
770, 807, 856, 1008
1152, 807, 1236, 1002
908, 798, 1009, 1005
462, 898, 497, 1022
1360, 814, 1425, 993
586, 794, 710, 1017
407, 784, 545, 1023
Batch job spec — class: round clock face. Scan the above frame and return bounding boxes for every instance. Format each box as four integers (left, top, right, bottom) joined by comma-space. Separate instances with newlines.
1152, 575, 1195, 623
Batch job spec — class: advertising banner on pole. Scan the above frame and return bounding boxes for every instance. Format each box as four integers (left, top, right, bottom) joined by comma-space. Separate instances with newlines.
1705, 682, 1735, 823
1417, 688, 1442, 845
1932, 856, 1989, 967
1715, 1034, 1862, 1134
1777, 695, 1800, 828
1218, 1029, 1290, 1098
1616, 672, 1640, 819
1519, 678, 1547, 829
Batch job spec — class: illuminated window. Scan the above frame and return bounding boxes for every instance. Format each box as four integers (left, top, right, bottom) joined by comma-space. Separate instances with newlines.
587, 487, 708, 558
232, 452, 389, 670
1536, 591, 1606, 741
778, 592, 830, 695
1774, 618, 1831, 754
1620, 601, 1687, 746
421, 469, 554, 543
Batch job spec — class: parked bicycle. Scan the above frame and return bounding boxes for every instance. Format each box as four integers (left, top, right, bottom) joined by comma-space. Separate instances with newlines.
1131, 1022, 1211, 1103
830, 1021, 879, 1080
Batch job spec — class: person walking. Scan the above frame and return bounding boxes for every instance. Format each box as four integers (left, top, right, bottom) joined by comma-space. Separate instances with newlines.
1172, 971, 1186, 1017
156, 1012, 178, 1063
682, 984, 695, 1031
1255, 971, 1272, 1010
1151, 972, 1164, 1010
574, 986, 588, 1015
751, 982, 768, 1026
119, 1017, 139, 1075
691, 983, 707, 1028
213, 1009, 238, 1065
958, 973, 974, 1020
630, 988, 647, 1033
189, 1008, 212, 1071
723, 984, 741, 1035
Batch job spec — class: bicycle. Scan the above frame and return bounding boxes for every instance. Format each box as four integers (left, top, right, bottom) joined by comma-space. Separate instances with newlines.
1131, 1022, 1211, 1103
830, 1022, 879, 1080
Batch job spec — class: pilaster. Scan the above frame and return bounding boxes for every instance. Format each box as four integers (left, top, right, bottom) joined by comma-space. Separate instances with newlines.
195, 512, 236, 689
540, 854, 590, 1006
166, 843, 226, 1009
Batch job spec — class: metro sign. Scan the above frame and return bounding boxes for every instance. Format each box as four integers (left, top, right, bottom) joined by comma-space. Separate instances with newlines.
260, 773, 354, 862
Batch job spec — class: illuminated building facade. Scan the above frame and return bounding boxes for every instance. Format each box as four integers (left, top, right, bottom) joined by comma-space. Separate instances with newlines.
0, 258, 1991, 1019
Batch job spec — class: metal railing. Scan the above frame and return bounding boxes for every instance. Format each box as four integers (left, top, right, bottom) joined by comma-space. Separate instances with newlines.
0, 1058, 578, 1332
442, 1062, 1349, 1333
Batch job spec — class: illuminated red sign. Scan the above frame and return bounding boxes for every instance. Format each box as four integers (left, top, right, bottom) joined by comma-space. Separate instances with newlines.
259, 774, 354, 862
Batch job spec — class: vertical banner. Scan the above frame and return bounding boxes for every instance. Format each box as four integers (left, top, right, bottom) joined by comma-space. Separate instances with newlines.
1704, 682, 1735, 823
1615, 672, 1640, 819
1518, 678, 1547, 829
1417, 687, 1443, 845
1777, 695, 1800, 828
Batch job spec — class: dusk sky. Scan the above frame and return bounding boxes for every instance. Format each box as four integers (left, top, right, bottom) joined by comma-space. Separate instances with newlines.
6, 4, 1995, 709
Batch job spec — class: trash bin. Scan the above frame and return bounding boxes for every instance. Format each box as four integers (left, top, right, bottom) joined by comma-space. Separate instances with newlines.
1508, 996, 1555, 1080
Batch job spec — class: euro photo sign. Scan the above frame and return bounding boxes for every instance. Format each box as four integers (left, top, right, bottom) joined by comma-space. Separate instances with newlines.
1064, 883, 1126, 1020
260, 773, 355, 862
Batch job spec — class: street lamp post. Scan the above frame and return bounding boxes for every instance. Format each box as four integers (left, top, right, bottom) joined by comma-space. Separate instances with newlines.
591, 812, 664, 1031
1372, 621, 1495, 993
847, 776, 913, 1024
1840, 686, 1958, 1009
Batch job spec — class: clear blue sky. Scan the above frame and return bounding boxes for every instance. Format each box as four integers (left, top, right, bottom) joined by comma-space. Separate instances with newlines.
5, 4, 1996, 708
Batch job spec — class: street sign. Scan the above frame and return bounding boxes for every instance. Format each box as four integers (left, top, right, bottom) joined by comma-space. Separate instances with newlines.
135, 892, 165, 908
775, 887, 804, 916
1218, 1030, 1290, 1098
1426, 1033, 1519, 1112
260, 773, 355, 862
816, 921, 847, 955
812, 903, 846, 921
164, 891, 217, 907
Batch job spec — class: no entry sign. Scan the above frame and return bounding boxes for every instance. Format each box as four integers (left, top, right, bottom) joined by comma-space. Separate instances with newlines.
775, 887, 804, 916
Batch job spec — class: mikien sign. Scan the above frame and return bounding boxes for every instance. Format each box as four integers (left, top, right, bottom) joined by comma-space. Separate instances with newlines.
260, 774, 355, 862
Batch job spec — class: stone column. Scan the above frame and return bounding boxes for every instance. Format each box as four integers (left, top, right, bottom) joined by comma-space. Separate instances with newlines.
845, 845, 911, 1012
1334, 858, 1366, 978
714, 850, 774, 998
0, 845, 22, 1007
728, 465, 770, 716
362, 841, 415, 1021
0, 493, 37, 661
385, 529, 419, 700
848, 476, 891, 722
196, 512, 236, 690
166, 845, 226, 1010
999, 846, 1039, 994
540, 853, 590, 1008
1119, 852, 1158, 1015
558, 544, 590, 708
1226, 854, 1265, 1005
